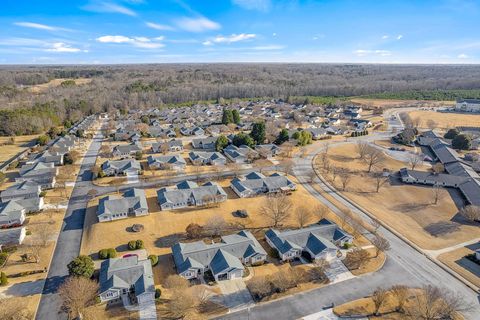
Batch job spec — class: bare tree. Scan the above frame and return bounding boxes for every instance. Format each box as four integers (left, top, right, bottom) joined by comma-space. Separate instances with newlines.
0, 297, 33, 320
371, 218, 381, 234
58, 276, 99, 319
338, 168, 351, 191
260, 193, 293, 227
372, 170, 388, 193
344, 248, 370, 270
35, 221, 54, 247
280, 159, 294, 176
295, 206, 313, 228
163, 275, 190, 290
309, 258, 330, 281
432, 163, 444, 173
432, 184, 441, 205
371, 288, 388, 316
405, 285, 471, 320
204, 215, 229, 237
355, 141, 369, 160
247, 276, 271, 300
314, 204, 329, 221
331, 165, 338, 182
390, 284, 410, 313
408, 153, 422, 170
364, 146, 385, 173
459, 205, 480, 222
164, 289, 197, 319
372, 235, 391, 257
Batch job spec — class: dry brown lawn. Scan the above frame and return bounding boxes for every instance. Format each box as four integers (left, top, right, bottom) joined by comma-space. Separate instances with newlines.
0, 135, 39, 164
350, 248, 386, 276
27, 78, 92, 93
315, 143, 479, 250
350, 98, 453, 108
438, 246, 480, 288
374, 140, 416, 152
406, 110, 480, 129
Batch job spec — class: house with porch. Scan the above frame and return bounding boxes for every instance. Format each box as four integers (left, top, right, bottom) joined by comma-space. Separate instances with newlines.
265, 219, 352, 262
223, 145, 258, 164
97, 188, 148, 222
16, 162, 58, 189
191, 137, 217, 150
150, 140, 183, 153
172, 230, 267, 281
157, 180, 227, 210
112, 143, 142, 158
99, 256, 155, 308
230, 172, 296, 198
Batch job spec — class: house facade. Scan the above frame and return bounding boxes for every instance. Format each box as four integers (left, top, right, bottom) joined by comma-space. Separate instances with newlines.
223, 145, 258, 164
157, 180, 227, 210
112, 143, 142, 158
97, 188, 148, 222
172, 230, 267, 281
455, 99, 480, 113
188, 151, 227, 166
265, 219, 352, 262
230, 172, 296, 198
0, 181, 41, 202
101, 159, 141, 176
99, 256, 155, 307
147, 155, 186, 170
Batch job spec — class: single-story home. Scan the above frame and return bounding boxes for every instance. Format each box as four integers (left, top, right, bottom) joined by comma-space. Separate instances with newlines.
265, 219, 352, 262
157, 180, 227, 210
147, 155, 186, 170
99, 256, 155, 307
112, 143, 142, 158
230, 172, 296, 198
188, 151, 227, 166
255, 144, 280, 158
150, 140, 183, 153
0, 227, 26, 247
191, 137, 217, 150
223, 145, 258, 164
172, 230, 266, 281
97, 188, 148, 222
0, 181, 41, 202
101, 159, 141, 176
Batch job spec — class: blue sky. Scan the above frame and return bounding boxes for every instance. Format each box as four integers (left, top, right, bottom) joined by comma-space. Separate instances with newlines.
1, 0, 479, 64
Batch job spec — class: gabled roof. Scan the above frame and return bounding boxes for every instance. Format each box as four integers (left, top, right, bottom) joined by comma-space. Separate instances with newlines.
97, 188, 148, 217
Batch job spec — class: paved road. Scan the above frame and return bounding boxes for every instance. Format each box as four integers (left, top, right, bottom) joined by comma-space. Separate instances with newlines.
36, 123, 105, 320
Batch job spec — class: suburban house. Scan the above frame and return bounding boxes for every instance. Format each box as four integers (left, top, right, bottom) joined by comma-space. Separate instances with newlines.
25, 150, 64, 166
255, 144, 280, 158
401, 131, 480, 206
99, 256, 155, 307
0, 181, 41, 202
188, 151, 227, 166
265, 219, 352, 262
112, 143, 142, 158
150, 140, 183, 153
97, 188, 148, 222
191, 137, 217, 150
231, 172, 296, 198
223, 145, 259, 163
172, 230, 267, 281
306, 128, 328, 140
147, 155, 186, 170
181, 126, 204, 136
101, 159, 141, 176
16, 162, 58, 189
455, 99, 480, 113
157, 180, 227, 210
0, 227, 26, 247
0, 201, 27, 228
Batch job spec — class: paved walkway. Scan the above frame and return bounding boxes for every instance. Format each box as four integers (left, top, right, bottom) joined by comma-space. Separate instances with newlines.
216, 279, 255, 313
425, 237, 480, 258
324, 259, 354, 284
301, 308, 368, 320
138, 300, 158, 320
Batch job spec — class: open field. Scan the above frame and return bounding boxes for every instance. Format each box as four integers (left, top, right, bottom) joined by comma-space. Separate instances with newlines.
350, 98, 454, 108
27, 78, 92, 93
406, 110, 480, 129
0, 134, 39, 165
315, 143, 479, 250
438, 245, 480, 288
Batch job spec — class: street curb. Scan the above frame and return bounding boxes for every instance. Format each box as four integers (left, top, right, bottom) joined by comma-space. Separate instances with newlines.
311, 154, 480, 294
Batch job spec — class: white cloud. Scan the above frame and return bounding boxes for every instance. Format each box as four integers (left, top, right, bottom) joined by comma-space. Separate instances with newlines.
397, 34, 403, 40
96, 35, 164, 48
354, 49, 391, 57
14, 22, 70, 32
175, 17, 221, 32
232, 0, 272, 11
46, 42, 83, 53
146, 22, 175, 31
272, 33, 277, 37
382, 35, 389, 39
82, 1, 137, 16
212, 33, 256, 44
458, 53, 469, 59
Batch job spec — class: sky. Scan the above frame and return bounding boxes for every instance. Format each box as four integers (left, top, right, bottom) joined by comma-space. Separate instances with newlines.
1, 0, 480, 64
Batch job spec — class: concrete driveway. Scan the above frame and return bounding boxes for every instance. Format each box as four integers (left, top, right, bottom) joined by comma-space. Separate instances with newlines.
215, 279, 254, 313
324, 259, 354, 284
301, 308, 368, 320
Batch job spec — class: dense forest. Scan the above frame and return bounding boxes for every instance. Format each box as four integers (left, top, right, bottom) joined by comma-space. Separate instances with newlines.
1, 64, 480, 135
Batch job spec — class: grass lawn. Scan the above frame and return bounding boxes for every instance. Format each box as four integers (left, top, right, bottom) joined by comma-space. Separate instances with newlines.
0, 134, 39, 165
350, 98, 453, 108
406, 110, 480, 129
315, 143, 479, 250
27, 78, 92, 94
437, 245, 480, 288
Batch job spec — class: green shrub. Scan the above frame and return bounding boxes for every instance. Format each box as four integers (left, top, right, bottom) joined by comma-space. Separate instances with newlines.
0, 252, 8, 266
135, 239, 144, 249
155, 288, 161, 299
128, 240, 137, 250
148, 255, 159, 266
98, 248, 117, 259
0, 272, 8, 286
67, 255, 94, 278
26, 230, 32, 236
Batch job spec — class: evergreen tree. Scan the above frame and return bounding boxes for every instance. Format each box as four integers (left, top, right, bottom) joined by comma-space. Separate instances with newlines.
215, 135, 229, 151
275, 128, 290, 145
232, 109, 241, 124
222, 108, 234, 124
452, 133, 472, 150
250, 121, 266, 145
233, 133, 255, 148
